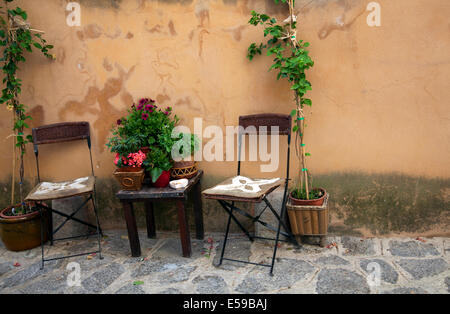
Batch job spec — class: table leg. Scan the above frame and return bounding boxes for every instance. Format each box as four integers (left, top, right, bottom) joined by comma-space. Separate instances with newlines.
145, 200, 156, 239
176, 200, 191, 258
193, 181, 204, 240
122, 201, 141, 257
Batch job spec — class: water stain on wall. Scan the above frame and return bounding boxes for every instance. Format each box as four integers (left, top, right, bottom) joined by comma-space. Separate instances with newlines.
76, 0, 122, 9
168, 20, 177, 36
316, 0, 366, 39
103, 58, 114, 72
223, 25, 247, 41
77, 24, 122, 41
58, 65, 136, 152
27, 105, 45, 129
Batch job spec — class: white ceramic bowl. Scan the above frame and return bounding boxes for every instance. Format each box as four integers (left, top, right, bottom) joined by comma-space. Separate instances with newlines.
169, 179, 189, 190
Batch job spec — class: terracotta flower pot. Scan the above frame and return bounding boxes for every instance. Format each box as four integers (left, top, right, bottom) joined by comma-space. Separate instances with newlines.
153, 170, 171, 188
114, 167, 145, 191
0, 203, 48, 252
289, 188, 327, 206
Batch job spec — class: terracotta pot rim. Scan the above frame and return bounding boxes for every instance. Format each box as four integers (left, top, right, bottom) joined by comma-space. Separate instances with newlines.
0, 203, 40, 222
289, 188, 327, 202
115, 166, 144, 173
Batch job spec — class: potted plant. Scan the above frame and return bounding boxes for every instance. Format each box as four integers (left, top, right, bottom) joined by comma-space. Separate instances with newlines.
144, 146, 173, 188
170, 133, 200, 179
112, 150, 146, 191
0, 0, 54, 251
247, 0, 328, 242
107, 98, 179, 188
247, 0, 326, 205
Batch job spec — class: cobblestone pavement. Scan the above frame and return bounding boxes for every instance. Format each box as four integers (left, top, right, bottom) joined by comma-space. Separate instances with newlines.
0, 230, 449, 294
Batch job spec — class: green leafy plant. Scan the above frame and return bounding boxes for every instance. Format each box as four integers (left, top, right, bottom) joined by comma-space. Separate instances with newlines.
0, 0, 54, 214
247, 0, 316, 200
143, 147, 173, 183
106, 98, 179, 183
171, 132, 200, 160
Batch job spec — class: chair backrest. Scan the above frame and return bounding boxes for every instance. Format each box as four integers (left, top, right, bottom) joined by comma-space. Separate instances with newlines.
33, 122, 90, 145
32, 122, 94, 182
237, 113, 292, 178
239, 113, 292, 135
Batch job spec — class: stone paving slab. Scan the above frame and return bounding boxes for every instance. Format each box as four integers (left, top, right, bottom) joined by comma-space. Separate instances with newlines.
0, 230, 449, 294
388, 240, 440, 257
315, 268, 370, 294
396, 258, 448, 280
340, 236, 379, 256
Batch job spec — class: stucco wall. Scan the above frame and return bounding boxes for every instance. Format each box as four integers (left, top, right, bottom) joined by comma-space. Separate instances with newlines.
0, 0, 449, 236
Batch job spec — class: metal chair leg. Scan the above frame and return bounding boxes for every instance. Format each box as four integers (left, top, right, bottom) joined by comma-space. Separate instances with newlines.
91, 195, 103, 260
270, 199, 288, 276
218, 203, 233, 266
40, 207, 45, 270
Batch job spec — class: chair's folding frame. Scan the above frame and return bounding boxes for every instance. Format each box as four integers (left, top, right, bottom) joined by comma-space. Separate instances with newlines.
31, 122, 103, 269
213, 114, 298, 275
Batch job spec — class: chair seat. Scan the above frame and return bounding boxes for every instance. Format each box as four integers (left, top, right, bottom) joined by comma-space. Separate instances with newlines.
202, 176, 281, 203
25, 176, 95, 201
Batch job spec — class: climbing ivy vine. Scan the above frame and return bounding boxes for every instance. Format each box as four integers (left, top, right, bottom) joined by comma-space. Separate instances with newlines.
0, 0, 54, 211
247, 0, 317, 199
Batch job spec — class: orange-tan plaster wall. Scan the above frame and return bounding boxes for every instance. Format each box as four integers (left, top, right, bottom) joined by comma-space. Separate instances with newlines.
0, 0, 449, 235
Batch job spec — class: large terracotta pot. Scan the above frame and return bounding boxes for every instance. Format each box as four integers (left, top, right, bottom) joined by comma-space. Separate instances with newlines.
153, 170, 171, 188
289, 188, 327, 206
0, 203, 48, 252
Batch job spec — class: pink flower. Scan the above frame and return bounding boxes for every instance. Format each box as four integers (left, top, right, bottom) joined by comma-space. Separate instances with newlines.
142, 113, 149, 120
123, 151, 146, 168
114, 153, 120, 165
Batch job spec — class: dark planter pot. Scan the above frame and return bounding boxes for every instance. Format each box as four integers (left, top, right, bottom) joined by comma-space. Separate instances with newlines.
0, 203, 48, 252
152, 170, 171, 188
289, 188, 327, 206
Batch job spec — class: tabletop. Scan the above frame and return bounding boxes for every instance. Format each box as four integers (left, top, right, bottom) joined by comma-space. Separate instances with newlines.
116, 170, 203, 200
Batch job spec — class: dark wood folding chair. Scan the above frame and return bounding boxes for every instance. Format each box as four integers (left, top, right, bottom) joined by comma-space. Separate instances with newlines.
25, 122, 103, 269
202, 114, 297, 275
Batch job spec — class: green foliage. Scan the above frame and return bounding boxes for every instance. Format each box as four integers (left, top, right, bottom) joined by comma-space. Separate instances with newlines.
0, 0, 54, 212
171, 132, 200, 160
0, 1, 54, 152
291, 187, 323, 200
248, 0, 317, 198
247, 10, 314, 103
144, 147, 173, 183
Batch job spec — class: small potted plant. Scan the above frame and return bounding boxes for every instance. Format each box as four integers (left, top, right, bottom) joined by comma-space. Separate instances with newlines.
171, 133, 200, 179
144, 146, 173, 188
112, 150, 146, 191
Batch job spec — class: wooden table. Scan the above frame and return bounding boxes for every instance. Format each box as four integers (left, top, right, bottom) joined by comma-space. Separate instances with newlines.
116, 170, 204, 258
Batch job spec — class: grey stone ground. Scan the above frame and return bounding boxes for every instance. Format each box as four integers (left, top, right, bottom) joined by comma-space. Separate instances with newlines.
0, 230, 449, 294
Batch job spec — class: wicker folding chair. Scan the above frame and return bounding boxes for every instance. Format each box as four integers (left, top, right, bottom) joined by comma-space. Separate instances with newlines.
203, 114, 297, 275
25, 122, 103, 269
